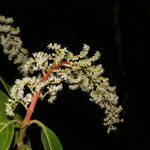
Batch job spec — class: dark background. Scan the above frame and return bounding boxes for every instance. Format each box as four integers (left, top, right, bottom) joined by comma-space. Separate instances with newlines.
0, 0, 150, 150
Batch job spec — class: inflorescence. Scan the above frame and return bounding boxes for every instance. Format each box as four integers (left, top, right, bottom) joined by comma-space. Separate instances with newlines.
0, 15, 123, 133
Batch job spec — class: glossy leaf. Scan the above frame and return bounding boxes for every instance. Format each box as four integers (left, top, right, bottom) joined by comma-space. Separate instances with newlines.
30, 120, 63, 150
10, 130, 19, 149
41, 126, 63, 150
0, 89, 9, 121
18, 145, 32, 150
0, 120, 16, 150
0, 75, 11, 95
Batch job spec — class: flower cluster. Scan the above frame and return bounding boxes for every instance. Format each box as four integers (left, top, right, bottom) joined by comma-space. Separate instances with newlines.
5, 42, 123, 133
5, 77, 39, 116
0, 15, 28, 67
6, 74, 64, 116
0, 15, 123, 133
21, 52, 52, 76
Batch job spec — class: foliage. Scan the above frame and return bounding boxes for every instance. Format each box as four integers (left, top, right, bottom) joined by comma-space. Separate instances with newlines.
0, 76, 62, 150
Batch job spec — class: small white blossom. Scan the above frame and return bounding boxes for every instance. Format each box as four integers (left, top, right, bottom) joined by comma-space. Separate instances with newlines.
6, 76, 40, 114
5, 103, 15, 116
23, 94, 32, 105
47, 84, 63, 93
68, 84, 79, 90
47, 95, 57, 103
0, 15, 123, 133
0, 15, 14, 24
21, 52, 52, 75
0, 16, 123, 133
0, 15, 28, 67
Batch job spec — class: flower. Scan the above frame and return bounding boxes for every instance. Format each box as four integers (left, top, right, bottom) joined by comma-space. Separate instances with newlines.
1, 15, 123, 133
0, 15, 28, 68
0, 15, 13, 24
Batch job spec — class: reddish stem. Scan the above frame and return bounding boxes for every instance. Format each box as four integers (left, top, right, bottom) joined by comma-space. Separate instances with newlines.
23, 61, 70, 125
23, 91, 41, 125
41, 61, 70, 82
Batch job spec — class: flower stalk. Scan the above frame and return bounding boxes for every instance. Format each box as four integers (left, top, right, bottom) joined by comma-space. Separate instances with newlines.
17, 61, 70, 148
23, 91, 41, 125
23, 61, 70, 125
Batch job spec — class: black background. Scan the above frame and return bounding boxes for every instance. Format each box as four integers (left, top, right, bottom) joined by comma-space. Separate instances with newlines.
0, 0, 150, 150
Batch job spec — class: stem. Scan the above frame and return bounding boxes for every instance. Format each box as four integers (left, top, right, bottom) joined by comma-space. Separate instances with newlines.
23, 61, 70, 125
17, 126, 27, 149
23, 91, 41, 125
41, 61, 70, 82
17, 61, 70, 148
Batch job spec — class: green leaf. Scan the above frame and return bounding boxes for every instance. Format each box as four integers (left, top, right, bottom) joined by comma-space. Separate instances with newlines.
0, 89, 9, 121
18, 145, 32, 150
0, 120, 16, 150
41, 126, 63, 150
10, 130, 19, 149
0, 76, 11, 95
30, 120, 63, 150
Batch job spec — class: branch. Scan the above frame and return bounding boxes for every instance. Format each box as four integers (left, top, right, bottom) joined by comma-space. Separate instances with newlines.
23, 61, 70, 125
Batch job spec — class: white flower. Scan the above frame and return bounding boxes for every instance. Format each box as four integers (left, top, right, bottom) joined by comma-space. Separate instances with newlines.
0, 15, 28, 67
5, 103, 15, 116
48, 95, 57, 103
2, 38, 123, 133
23, 94, 32, 105
69, 84, 79, 90
21, 52, 52, 75
5, 101, 17, 116
0, 15, 123, 133
47, 43, 61, 50
47, 84, 63, 93
6, 76, 40, 115
0, 15, 14, 24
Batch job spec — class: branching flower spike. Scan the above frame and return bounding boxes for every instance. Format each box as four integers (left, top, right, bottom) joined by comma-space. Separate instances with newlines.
0, 15, 123, 133
0, 15, 28, 68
